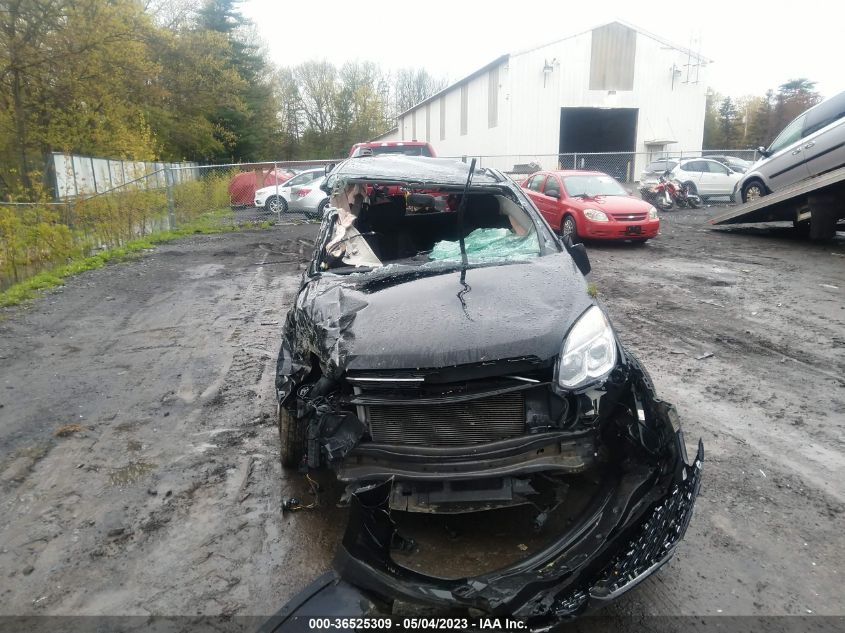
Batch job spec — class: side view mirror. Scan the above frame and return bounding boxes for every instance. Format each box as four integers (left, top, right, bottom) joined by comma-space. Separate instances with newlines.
324, 162, 336, 176
562, 235, 591, 276
757, 146, 769, 158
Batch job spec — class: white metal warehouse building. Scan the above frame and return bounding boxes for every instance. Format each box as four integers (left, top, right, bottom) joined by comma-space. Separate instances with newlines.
381, 21, 709, 181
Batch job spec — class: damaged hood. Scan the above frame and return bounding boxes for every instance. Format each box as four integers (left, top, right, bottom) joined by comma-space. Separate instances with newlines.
295, 252, 592, 375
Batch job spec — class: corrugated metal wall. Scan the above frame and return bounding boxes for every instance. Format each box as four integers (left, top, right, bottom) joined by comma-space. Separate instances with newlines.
394, 22, 708, 175
589, 23, 636, 91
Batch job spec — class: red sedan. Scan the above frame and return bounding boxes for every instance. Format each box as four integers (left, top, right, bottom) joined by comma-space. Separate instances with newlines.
520, 170, 659, 242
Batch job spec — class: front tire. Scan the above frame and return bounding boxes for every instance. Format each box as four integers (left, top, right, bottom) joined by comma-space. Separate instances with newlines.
741, 180, 766, 203
265, 195, 288, 214
561, 215, 578, 243
278, 404, 305, 469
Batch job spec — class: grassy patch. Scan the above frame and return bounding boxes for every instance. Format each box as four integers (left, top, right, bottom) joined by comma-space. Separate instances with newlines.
0, 211, 271, 308
587, 282, 598, 298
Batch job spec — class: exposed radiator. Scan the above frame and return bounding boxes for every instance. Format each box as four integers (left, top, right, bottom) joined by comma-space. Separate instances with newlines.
366, 392, 525, 447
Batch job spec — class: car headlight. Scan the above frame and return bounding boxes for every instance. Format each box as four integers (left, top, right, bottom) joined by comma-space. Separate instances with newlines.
556, 306, 618, 390
583, 208, 608, 222
647, 205, 658, 220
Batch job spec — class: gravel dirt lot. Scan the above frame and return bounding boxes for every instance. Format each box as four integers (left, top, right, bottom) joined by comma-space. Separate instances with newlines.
0, 207, 843, 626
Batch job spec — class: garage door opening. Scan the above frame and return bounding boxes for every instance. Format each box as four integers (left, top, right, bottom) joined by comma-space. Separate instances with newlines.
559, 107, 638, 181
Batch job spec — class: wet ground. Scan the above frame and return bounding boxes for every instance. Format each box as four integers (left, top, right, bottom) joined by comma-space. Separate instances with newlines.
0, 207, 843, 622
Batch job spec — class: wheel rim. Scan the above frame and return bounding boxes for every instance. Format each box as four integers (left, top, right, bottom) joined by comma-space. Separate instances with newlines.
745, 185, 762, 201
268, 196, 282, 213
563, 217, 575, 238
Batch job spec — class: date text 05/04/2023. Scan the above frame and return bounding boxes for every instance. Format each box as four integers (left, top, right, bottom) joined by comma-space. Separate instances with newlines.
307, 617, 528, 630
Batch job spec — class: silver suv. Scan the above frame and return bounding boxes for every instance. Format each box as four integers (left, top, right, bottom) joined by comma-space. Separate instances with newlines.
736, 90, 845, 202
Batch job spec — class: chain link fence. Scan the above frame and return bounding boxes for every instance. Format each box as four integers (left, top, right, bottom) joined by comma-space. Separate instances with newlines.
1, 159, 339, 291
3, 148, 758, 292
444, 149, 760, 184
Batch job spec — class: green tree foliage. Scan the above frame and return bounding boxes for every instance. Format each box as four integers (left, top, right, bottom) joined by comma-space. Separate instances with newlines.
195, 0, 277, 162
704, 78, 823, 150
0, 0, 158, 196
0, 0, 273, 197
0, 0, 445, 197
717, 97, 739, 147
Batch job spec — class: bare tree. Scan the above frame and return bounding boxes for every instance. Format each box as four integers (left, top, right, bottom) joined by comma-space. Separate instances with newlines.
295, 60, 337, 137
391, 67, 446, 116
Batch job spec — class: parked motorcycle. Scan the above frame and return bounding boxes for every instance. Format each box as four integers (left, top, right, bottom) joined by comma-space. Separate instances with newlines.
673, 179, 702, 209
639, 172, 675, 210
639, 171, 702, 210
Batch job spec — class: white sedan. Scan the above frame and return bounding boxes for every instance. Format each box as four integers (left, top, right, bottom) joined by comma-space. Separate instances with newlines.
254, 168, 324, 213
671, 158, 743, 200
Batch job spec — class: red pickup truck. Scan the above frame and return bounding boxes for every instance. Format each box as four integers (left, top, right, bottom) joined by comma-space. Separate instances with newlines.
349, 141, 437, 158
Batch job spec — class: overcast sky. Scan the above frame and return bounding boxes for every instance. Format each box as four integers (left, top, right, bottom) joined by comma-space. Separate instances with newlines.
242, 0, 841, 100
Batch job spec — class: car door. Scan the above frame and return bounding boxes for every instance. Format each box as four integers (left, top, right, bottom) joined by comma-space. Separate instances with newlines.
539, 175, 563, 228
704, 160, 741, 195
759, 113, 812, 191
678, 161, 707, 192
521, 173, 547, 214
799, 92, 845, 178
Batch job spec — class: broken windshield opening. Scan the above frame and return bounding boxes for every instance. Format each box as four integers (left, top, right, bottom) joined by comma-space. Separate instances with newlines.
320, 184, 541, 274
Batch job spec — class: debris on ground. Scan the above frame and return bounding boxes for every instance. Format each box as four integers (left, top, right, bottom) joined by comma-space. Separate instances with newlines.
54, 424, 84, 437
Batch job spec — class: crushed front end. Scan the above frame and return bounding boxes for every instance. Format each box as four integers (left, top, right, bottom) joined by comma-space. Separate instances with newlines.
334, 350, 702, 623
269, 347, 702, 629
269, 160, 703, 625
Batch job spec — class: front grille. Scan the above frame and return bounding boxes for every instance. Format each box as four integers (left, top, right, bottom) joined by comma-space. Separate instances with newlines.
609, 212, 647, 221
366, 392, 525, 447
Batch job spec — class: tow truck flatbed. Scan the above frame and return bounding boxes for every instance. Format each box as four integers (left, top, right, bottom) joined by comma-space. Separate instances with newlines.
709, 165, 845, 238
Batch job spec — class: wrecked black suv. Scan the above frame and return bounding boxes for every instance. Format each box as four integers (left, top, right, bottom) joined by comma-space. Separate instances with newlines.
271, 155, 702, 627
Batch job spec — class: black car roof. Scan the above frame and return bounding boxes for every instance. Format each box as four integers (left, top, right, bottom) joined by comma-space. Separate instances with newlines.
328, 155, 503, 187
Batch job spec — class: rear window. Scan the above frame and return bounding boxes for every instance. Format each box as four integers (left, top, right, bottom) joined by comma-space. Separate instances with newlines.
645, 160, 677, 172
285, 171, 321, 187
352, 145, 432, 157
